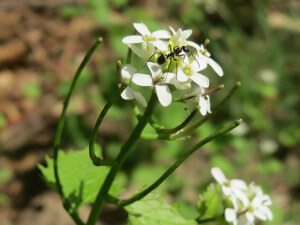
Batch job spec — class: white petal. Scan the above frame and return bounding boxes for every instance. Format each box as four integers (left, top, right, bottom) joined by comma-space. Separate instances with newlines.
196, 53, 209, 68
182, 29, 193, 39
225, 208, 238, 225
262, 195, 272, 206
206, 96, 211, 113
147, 62, 162, 80
172, 80, 192, 90
211, 167, 227, 184
163, 72, 176, 84
121, 64, 137, 80
190, 86, 204, 96
229, 195, 239, 209
252, 195, 263, 208
222, 186, 232, 196
253, 210, 268, 221
155, 85, 172, 107
191, 57, 206, 71
128, 44, 152, 60
232, 189, 249, 206
121, 87, 135, 100
191, 73, 209, 88
246, 212, 255, 223
177, 67, 189, 82
122, 35, 143, 44
208, 58, 224, 76
169, 26, 176, 35
151, 39, 168, 51
259, 206, 273, 220
187, 41, 201, 51
132, 73, 153, 86
152, 30, 171, 39
231, 179, 247, 190
133, 23, 151, 36
199, 96, 209, 116
133, 91, 147, 107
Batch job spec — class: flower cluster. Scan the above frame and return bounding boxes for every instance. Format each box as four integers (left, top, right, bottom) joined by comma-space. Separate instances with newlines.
120, 23, 223, 115
211, 167, 273, 225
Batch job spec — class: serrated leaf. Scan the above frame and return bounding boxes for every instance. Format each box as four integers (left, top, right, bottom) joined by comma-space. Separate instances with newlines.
38, 146, 125, 207
125, 194, 197, 225
197, 184, 224, 219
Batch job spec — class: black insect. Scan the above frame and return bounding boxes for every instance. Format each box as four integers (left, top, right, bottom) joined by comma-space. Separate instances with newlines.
157, 46, 189, 65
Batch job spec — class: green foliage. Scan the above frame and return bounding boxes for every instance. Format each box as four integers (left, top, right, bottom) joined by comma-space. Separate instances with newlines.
125, 194, 197, 225
0, 113, 6, 129
196, 184, 224, 220
0, 168, 13, 184
131, 164, 184, 192
0, 193, 8, 205
38, 146, 125, 207
23, 83, 41, 100
45, 0, 300, 223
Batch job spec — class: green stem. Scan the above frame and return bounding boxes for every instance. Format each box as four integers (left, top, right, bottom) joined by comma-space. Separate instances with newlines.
118, 119, 242, 207
89, 94, 119, 166
90, 60, 123, 166
87, 93, 157, 225
171, 82, 241, 139
196, 216, 220, 224
53, 37, 102, 224
158, 109, 197, 134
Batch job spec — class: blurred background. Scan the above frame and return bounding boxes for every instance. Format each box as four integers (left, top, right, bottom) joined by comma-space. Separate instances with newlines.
0, 0, 299, 224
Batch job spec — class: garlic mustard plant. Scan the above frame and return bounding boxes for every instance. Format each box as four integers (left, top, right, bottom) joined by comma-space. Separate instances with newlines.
39, 23, 273, 225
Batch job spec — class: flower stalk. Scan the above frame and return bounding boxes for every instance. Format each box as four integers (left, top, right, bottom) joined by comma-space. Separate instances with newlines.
118, 119, 242, 207
87, 92, 157, 225
171, 81, 241, 139
53, 37, 103, 224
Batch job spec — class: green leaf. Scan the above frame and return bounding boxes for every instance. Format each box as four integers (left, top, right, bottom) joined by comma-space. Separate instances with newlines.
38, 146, 125, 207
197, 184, 224, 220
125, 194, 197, 225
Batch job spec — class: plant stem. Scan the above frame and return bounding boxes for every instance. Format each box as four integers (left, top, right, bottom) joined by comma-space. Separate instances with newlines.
87, 93, 157, 225
89, 94, 119, 166
196, 216, 221, 224
157, 109, 197, 134
118, 119, 242, 207
171, 81, 241, 139
53, 37, 102, 224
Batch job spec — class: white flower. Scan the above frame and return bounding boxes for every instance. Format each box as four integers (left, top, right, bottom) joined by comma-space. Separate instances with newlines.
132, 62, 175, 107
211, 167, 248, 208
120, 65, 147, 107
122, 23, 170, 51
188, 87, 211, 116
197, 44, 224, 77
225, 194, 272, 225
225, 208, 238, 225
169, 26, 201, 51
222, 180, 273, 225
176, 57, 209, 88
243, 183, 273, 224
